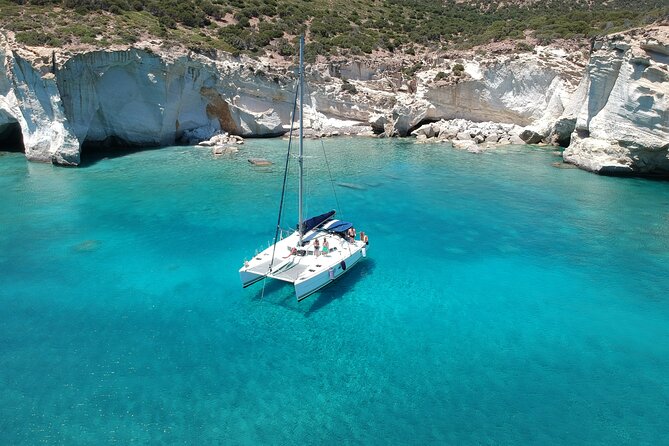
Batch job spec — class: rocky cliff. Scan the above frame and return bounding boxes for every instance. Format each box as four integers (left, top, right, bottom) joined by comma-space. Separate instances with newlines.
519, 25, 669, 175
560, 26, 669, 175
1, 26, 667, 176
1, 35, 295, 164
0, 37, 79, 164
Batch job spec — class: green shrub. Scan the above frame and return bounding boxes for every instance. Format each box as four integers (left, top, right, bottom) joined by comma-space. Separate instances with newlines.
16, 30, 61, 46
276, 38, 295, 57
3, 0, 668, 56
402, 61, 423, 77
515, 41, 534, 52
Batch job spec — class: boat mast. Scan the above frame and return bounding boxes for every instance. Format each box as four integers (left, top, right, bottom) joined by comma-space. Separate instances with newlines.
298, 35, 305, 245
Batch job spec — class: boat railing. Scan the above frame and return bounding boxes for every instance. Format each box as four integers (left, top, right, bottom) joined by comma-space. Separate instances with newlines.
248, 228, 294, 259
278, 227, 293, 240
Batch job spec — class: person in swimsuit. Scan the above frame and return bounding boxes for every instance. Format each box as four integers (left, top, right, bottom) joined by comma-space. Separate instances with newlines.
283, 247, 297, 258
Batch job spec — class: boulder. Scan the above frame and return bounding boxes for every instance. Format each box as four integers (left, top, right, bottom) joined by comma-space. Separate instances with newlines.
248, 158, 272, 166
485, 132, 500, 143
213, 145, 238, 155
452, 140, 479, 150
519, 128, 544, 144
509, 133, 526, 145
392, 104, 427, 137
368, 114, 387, 134
411, 122, 438, 139
550, 117, 576, 146
455, 131, 472, 141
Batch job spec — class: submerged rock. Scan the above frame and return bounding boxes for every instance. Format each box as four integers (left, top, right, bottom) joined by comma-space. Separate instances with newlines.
551, 161, 578, 169
248, 158, 272, 166
337, 182, 366, 190
212, 145, 238, 155
73, 239, 100, 252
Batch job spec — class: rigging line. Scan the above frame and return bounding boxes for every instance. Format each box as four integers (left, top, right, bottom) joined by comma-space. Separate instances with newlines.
267, 78, 300, 278
260, 272, 267, 300
320, 138, 344, 220
319, 138, 353, 256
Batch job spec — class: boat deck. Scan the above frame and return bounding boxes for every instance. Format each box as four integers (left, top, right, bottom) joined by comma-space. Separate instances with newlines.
244, 252, 310, 283
268, 262, 310, 282
241, 230, 366, 288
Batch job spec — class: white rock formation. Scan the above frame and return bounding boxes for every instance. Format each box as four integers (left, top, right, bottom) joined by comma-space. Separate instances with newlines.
57, 49, 225, 147
412, 118, 524, 149
0, 30, 585, 165
1, 36, 79, 164
1, 46, 298, 163
197, 132, 243, 148
562, 27, 669, 175
1, 25, 666, 176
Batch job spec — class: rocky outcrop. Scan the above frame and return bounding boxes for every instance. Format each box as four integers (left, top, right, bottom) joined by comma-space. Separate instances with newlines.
1, 36, 79, 165
560, 26, 669, 175
411, 118, 524, 149
352, 48, 584, 138
196, 132, 244, 153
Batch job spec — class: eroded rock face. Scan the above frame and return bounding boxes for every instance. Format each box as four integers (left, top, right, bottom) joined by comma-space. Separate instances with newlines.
2, 44, 298, 163
0, 32, 585, 165
58, 49, 223, 148
562, 26, 669, 175
421, 57, 575, 126
1, 37, 79, 164
1, 25, 666, 175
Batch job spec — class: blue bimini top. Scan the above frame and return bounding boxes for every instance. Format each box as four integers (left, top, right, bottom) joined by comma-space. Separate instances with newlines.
322, 219, 353, 234
299, 210, 336, 233
301, 218, 353, 244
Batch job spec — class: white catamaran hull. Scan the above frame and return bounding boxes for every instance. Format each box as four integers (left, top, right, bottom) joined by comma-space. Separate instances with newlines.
240, 229, 367, 301
294, 246, 365, 301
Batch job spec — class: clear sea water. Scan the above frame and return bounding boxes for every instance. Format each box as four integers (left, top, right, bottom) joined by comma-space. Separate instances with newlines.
1, 139, 668, 445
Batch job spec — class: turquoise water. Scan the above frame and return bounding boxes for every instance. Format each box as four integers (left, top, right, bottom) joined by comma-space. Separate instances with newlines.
1, 140, 669, 444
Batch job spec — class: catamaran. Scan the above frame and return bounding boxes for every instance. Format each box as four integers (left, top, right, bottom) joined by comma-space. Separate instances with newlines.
239, 36, 369, 302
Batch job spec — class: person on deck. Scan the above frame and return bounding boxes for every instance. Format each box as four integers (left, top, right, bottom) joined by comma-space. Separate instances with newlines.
283, 247, 297, 258
322, 238, 329, 256
347, 227, 356, 242
313, 238, 320, 257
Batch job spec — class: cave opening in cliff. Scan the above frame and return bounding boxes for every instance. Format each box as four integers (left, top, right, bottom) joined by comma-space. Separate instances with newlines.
0, 122, 25, 153
80, 136, 159, 165
406, 118, 443, 136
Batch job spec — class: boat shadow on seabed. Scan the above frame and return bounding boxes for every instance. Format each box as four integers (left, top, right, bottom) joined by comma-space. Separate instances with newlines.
251, 258, 377, 316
